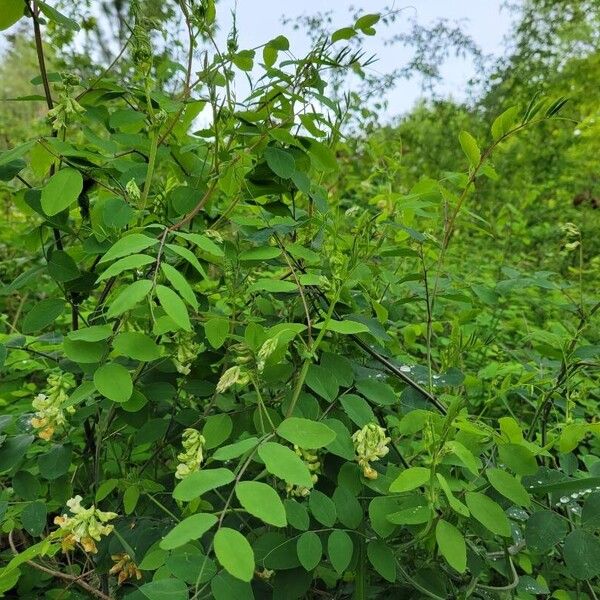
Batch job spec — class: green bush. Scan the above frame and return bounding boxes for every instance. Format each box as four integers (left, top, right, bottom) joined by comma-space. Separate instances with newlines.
0, 2, 599, 599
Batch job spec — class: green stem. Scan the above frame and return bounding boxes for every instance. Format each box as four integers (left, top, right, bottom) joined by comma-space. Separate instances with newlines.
286, 288, 339, 417
139, 131, 158, 214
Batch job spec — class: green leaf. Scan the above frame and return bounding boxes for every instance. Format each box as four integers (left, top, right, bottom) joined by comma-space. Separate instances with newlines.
263, 45, 278, 68
40, 168, 83, 216
0, 435, 34, 472
161, 263, 198, 310
309, 490, 337, 527
436, 473, 470, 517
21, 502, 47, 537
491, 105, 519, 141
213, 528, 255, 582
204, 317, 229, 349
202, 414, 233, 449
327, 530, 353, 574
235, 481, 287, 527
138, 578, 189, 600
239, 247, 281, 261
563, 529, 600, 580
93, 363, 133, 403
333, 486, 362, 529
389, 467, 430, 493
465, 492, 511, 537
212, 437, 259, 461
37, 1, 80, 31
445, 441, 481, 475
458, 130, 481, 167
297, 531, 322, 571
340, 394, 375, 427
37, 444, 71, 480
123, 485, 140, 515
166, 244, 207, 276
211, 572, 253, 600
305, 364, 339, 402
176, 232, 224, 257
582, 492, 600, 530
265, 147, 295, 179
12, 471, 41, 500
95, 479, 118, 503
487, 468, 530, 507
331, 27, 356, 42
387, 505, 432, 525
258, 442, 314, 489
47, 251, 79, 282
248, 279, 297, 293
113, 332, 162, 361
99, 234, 157, 264
355, 379, 396, 406
63, 338, 108, 364
355, 13, 380, 32
0, 141, 35, 166
67, 325, 112, 342
232, 50, 255, 71
0, 0, 24, 31
307, 140, 338, 172
96, 254, 155, 282
160, 513, 218, 550
277, 417, 336, 449
525, 510, 568, 553
366, 540, 396, 582
436, 520, 466, 573
497, 443, 538, 475
22, 298, 65, 333
106, 280, 152, 318
173, 468, 235, 502
156, 285, 191, 331
313, 319, 369, 334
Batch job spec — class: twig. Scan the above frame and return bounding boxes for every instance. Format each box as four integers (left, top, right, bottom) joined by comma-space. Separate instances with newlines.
8, 531, 111, 600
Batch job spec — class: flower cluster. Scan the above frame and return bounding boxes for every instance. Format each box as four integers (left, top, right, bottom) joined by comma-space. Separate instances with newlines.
256, 336, 279, 372
175, 428, 206, 479
110, 553, 142, 584
125, 178, 141, 204
31, 371, 76, 441
286, 446, 320, 497
173, 332, 201, 375
47, 73, 85, 130
54, 496, 118, 554
560, 222, 581, 252
352, 423, 390, 479
215, 365, 249, 394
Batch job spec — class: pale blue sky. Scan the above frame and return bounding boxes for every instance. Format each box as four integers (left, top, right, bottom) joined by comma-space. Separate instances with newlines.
215, 1, 513, 118
0, 1, 514, 120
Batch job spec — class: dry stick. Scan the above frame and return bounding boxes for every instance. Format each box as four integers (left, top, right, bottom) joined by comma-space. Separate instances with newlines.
29, 1, 63, 253
8, 532, 111, 600
29, 1, 82, 333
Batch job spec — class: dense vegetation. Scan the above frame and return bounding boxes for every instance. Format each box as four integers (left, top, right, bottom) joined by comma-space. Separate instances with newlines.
0, 1, 599, 599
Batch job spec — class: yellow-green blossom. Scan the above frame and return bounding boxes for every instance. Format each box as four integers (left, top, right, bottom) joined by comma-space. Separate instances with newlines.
175, 428, 206, 479
286, 445, 320, 497
352, 423, 390, 480
173, 332, 200, 375
125, 179, 141, 204
216, 365, 249, 394
31, 371, 76, 441
257, 336, 279, 372
54, 495, 118, 554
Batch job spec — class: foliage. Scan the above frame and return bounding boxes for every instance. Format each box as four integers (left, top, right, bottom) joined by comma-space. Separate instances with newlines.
0, 2, 599, 600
